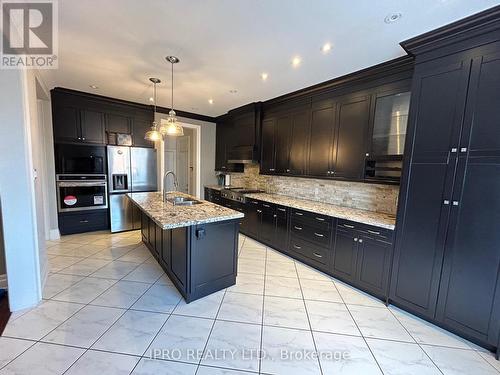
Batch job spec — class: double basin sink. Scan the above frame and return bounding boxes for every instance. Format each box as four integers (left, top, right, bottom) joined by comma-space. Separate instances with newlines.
165, 194, 203, 206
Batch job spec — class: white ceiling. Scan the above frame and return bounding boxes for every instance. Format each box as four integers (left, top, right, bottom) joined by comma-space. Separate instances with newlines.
39, 0, 500, 117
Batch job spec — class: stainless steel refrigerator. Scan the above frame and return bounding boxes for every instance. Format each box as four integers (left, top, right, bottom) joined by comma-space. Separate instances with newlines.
107, 146, 157, 232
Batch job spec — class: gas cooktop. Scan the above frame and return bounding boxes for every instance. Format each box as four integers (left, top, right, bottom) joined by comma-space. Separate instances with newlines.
221, 187, 264, 203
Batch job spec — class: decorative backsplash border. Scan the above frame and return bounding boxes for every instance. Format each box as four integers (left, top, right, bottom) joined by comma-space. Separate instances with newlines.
228, 164, 399, 215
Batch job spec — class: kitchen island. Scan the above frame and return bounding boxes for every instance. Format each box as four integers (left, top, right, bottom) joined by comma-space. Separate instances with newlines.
128, 191, 243, 302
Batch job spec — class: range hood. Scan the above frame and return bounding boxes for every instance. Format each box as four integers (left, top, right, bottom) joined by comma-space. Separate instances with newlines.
227, 145, 259, 164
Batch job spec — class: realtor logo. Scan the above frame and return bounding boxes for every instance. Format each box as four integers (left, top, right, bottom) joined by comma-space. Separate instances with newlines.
1, 0, 58, 69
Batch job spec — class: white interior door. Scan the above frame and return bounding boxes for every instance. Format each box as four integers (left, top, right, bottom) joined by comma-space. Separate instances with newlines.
176, 136, 190, 194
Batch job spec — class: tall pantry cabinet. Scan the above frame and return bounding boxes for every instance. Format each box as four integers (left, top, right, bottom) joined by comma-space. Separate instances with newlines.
390, 8, 500, 355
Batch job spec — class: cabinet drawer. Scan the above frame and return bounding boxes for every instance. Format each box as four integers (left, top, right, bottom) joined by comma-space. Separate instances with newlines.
338, 219, 393, 243
289, 235, 329, 266
260, 201, 275, 211
290, 219, 331, 248
291, 209, 332, 230
275, 205, 288, 218
59, 210, 109, 235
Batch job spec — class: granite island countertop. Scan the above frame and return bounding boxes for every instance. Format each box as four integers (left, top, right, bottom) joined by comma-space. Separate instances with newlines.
244, 192, 396, 230
128, 191, 244, 230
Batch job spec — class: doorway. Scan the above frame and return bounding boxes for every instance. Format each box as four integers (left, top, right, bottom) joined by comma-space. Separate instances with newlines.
161, 124, 200, 197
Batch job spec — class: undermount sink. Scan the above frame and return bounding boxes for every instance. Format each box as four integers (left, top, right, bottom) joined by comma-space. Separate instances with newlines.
166, 195, 203, 206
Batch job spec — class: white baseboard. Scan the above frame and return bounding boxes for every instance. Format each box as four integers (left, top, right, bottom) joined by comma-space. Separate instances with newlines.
49, 228, 60, 241
0, 274, 7, 289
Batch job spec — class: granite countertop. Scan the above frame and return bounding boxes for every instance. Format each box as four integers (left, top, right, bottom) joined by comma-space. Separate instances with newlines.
245, 193, 396, 230
128, 192, 243, 230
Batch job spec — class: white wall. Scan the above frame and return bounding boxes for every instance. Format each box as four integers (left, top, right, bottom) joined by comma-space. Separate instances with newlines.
0, 69, 44, 310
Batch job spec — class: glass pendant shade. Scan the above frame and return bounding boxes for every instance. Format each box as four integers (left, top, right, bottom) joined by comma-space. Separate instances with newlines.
144, 121, 161, 141
159, 109, 184, 136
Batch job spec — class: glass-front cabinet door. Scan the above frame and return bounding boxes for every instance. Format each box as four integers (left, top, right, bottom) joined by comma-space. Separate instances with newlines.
371, 91, 411, 157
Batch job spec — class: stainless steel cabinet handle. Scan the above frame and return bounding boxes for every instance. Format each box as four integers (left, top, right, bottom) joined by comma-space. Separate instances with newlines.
452, 201, 459, 206
313, 252, 323, 258
82, 137, 86, 141
286, 169, 290, 172
273, 214, 277, 218
358, 239, 363, 243
251, 201, 258, 205
263, 204, 270, 208
443, 200, 450, 205
354, 238, 358, 242
293, 244, 301, 249
460, 147, 467, 153
451, 147, 458, 153
256, 209, 262, 213
79, 220, 89, 223
277, 208, 286, 212
294, 226, 303, 230
343, 224, 355, 229
367, 230, 380, 235
365, 153, 370, 157
269, 168, 275, 171
315, 217, 325, 222
314, 232, 324, 237
295, 212, 303, 216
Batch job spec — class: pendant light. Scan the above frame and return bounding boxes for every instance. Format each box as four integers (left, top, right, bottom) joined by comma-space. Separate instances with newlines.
144, 77, 162, 141
159, 56, 184, 136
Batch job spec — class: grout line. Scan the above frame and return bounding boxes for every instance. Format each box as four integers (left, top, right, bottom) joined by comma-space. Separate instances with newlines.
258, 241, 268, 374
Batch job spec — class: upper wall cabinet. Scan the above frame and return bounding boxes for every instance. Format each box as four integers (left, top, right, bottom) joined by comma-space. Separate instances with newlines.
257, 56, 414, 184
51, 88, 154, 147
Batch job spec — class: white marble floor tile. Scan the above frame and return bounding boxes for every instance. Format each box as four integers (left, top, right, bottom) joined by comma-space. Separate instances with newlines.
47, 256, 83, 272
52, 277, 117, 304
42, 274, 84, 299
122, 262, 164, 283
154, 274, 175, 286
217, 292, 263, 324
0, 337, 35, 368
241, 237, 266, 249
261, 325, 321, 375
132, 358, 197, 375
237, 258, 266, 275
148, 315, 214, 364
347, 304, 414, 342
478, 350, 500, 373
305, 300, 360, 336
92, 309, 167, 355
421, 345, 498, 375
335, 281, 385, 307
295, 262, 332, 281
57, 258, 111, 276
390, 306, 474, 349
367, 338, 441, 375
197, 367, 257, 375
118, 247, 153, 263
173, 290, 225, 319
201, 320, 261, 372
263, 295, 309, 330
90, 260, 140, 279
132, 283, 182, 313
2, 300, 84, 340
228, 273, 264, 295
90, 280, 151, 308
300, 278, 343, 302
0, 342, 84, 375
238, 247, 266, 261
65, 350, 140, 375
313, 331, 382, 375
41, 305, 125, 347
91, 245, 136, 260
265, 261, 298, 278
264, 275, 302, 298
266, 249, 295, 264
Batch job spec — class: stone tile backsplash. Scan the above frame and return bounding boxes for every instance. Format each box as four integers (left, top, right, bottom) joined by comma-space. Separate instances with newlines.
229, 164, 399, 215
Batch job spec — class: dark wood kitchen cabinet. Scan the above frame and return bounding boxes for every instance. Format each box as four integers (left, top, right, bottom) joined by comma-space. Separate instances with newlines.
392, 9, 500, 354
53, 105, 105, 144
308, 98, 336, 177
215, 117, 243, 172
332, 226, 359, 283
80, 109, 106, 144
106, 113, 131, 134
260, 118, 276, 174
132, 117, 154, 148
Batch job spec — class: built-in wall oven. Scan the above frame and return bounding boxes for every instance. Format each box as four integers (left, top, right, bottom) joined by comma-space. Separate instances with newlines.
56, 174, 108, 212
55, 144, 106, 175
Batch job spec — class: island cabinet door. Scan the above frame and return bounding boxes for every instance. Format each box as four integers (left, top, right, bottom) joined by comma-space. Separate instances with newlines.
161, 229, 171, 268
190, 221, 238, 301
171, 227, 189, 293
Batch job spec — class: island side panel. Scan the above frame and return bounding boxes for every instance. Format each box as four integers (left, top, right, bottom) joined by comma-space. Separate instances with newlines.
188, 219, 239, 302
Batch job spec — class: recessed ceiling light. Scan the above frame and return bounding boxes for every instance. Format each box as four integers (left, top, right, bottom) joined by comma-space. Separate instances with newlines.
384, 12, 402, 24
208, 99, 214, 104
291, 56, 301, 67
261, 72, 269, 81
321, 43, 332, 53
148, 97, 154, 102
89, 84, 99, 89
229, 89, 238, 94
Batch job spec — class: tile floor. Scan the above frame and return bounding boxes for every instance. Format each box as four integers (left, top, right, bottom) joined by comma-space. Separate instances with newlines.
0, 230, 499, 374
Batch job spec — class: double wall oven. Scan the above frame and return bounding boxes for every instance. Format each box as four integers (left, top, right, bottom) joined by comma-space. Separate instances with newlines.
55, 144, 108, 214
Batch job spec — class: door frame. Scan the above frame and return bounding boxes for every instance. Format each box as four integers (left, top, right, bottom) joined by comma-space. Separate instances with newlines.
159, 121, 202, 198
